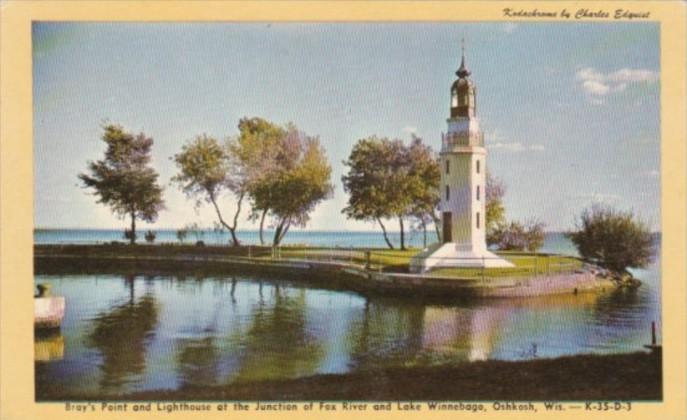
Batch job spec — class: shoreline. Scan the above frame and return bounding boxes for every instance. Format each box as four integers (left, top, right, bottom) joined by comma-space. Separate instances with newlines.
36, 352, 661, 401
35, 244, 618, 299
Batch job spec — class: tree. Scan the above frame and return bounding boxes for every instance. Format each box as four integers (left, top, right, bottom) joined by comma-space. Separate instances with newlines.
342, 137, 411, 249
172, 134, 244, 246
78, 124, 165, 244
485, 172, 507, 246
406, 135, 441, 248
233, 118, 333, 247
490, 219, 545, 252
230, 117, 289, 245
266, 133, 334, 246
567, 205, 656, 277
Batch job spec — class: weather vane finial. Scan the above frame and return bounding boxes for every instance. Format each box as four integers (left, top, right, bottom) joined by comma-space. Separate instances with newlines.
456, 37, 470, 78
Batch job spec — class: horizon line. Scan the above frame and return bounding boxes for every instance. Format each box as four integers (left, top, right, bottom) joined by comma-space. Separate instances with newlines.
33, 227, 663, 234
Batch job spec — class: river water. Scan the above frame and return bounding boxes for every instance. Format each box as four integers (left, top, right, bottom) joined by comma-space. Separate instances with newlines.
34, 233, 660, 397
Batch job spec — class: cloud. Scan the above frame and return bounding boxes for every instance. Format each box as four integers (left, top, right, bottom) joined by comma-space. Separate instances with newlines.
489, 142, 545, 152
576, 67, 659, 103
582, 80, 610, 96
483, 128, 508, 142
502, 23, 518, 33
402, 126, 417, 134
572, 193, 621, 204
643, 169, 660, 178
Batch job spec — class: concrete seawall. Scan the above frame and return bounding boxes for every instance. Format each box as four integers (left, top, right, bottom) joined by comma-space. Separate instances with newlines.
344, 268, 615, 298
35, 246, 618, 299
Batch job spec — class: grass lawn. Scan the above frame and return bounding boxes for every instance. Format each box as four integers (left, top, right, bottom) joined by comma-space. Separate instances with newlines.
430, 254, 583, 279
273, 247, 583, 278
35, 244, 584, 279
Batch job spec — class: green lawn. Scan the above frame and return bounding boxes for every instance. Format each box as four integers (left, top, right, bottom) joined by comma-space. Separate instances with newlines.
429, 254, 583, 279
35, 244, 584, 279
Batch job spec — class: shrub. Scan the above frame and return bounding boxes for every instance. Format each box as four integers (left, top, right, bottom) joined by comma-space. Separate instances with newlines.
491, 219, 546, 252
567, 205, 655, 276
176, 228, 188, 244
144, 230, 156, 243
123, 229, 137, 244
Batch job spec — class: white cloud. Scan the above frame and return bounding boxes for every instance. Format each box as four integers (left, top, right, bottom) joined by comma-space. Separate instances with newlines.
502, 23, 518, 33
573, 193, 621, 204
607, 68, 659, 83
489, 142, 545, 152
484, 128, 508, 142
402, 126, 417, 134
582, 80, 610, 96
576, 67, 659, 103
644, 169, 660, 178
490, 142, 526, 152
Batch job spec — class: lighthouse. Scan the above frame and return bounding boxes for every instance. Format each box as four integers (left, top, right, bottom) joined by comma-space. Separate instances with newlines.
411, 42, 513, 272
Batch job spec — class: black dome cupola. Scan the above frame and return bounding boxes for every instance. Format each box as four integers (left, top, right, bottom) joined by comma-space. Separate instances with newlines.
450, 39, 477, 119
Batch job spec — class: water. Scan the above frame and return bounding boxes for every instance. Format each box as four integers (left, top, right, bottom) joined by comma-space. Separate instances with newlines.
34, 233, 660, 397
35, 228, 452, 249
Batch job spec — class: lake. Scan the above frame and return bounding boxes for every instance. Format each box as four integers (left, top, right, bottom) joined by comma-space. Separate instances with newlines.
34, 233, 660, 397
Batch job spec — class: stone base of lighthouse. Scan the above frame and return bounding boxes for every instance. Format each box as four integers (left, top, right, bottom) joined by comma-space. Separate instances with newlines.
409, 242, 514, 273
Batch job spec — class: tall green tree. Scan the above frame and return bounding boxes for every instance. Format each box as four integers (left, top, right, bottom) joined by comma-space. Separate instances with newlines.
342, 137, 412, 249
172, 134, 244, 246
230, 117, 289, 245
232, 118, 333, 246
256, 129, 334, 246
406, 136, 441, 248
567, 205, 656, 277
78, 124, 165, 244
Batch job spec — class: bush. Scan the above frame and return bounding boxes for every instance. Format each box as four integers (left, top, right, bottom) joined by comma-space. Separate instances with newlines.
567, 205, 655, 276
176, 228, 188, 244
144, 230, 156, 243
123, 229, 137, 244
491, 219, 545, 252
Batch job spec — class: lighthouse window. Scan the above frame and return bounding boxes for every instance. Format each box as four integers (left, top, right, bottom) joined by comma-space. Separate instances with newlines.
445, 160, 450, 174
476, 212, 480, 229
476, 185, 480, 201
476, 160, 480, 174
445, 186, 450, 201
451, 92, 458, 107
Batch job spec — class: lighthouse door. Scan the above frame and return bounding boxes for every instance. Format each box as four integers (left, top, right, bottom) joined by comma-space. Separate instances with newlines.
442, 212, 452, 243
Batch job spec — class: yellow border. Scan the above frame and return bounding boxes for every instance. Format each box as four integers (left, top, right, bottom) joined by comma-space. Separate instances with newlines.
1, 1, 685, 419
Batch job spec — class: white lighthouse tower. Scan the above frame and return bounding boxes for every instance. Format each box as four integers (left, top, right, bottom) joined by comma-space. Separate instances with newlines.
411, 43, 513, 272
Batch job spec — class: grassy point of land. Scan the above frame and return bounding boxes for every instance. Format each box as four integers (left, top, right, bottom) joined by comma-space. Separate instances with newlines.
35, 243, 585, 280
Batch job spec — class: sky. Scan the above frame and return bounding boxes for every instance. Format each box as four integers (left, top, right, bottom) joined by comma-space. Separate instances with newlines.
33, 22, 660, 232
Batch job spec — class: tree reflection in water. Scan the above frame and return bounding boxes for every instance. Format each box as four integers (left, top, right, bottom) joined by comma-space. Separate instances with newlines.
176, 336, 220, 387
226, 285, 324, 383
346, 297, 432, 370
87, 275, 158, 392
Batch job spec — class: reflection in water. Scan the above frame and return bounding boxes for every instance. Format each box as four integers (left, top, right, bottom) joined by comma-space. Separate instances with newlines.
348, 298, 431, 369
87, 277, 159, 392
35, 330, 64, 362
34, 261, 659, 396
594, 288, 646, 327
227, 287, 325, 382
177, 337, 220, 387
